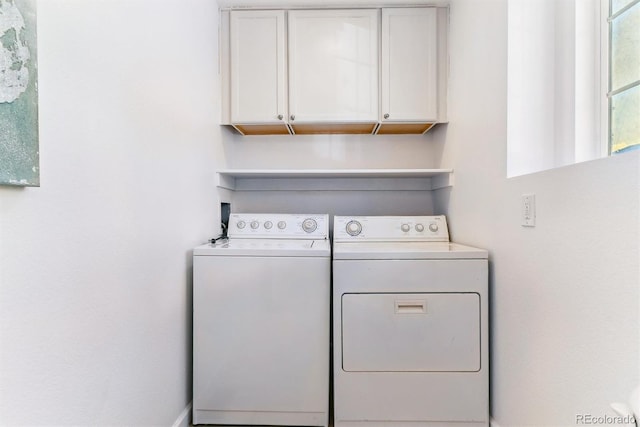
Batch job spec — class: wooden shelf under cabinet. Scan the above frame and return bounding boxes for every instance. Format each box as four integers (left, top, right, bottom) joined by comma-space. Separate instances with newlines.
233, 124, 291, 135
376, 123, 435, 135
226, 122, 439, 136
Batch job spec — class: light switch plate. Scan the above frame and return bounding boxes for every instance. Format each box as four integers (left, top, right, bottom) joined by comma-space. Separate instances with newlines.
522, 194, 536, 227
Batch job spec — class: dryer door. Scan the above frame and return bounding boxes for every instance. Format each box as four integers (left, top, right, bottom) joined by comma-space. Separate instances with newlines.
341, 292, 480, 372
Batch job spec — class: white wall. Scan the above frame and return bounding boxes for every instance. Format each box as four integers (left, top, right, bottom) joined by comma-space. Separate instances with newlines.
224, 127, 443, 216
0, 0, 223, 425
226, 132, 443, 169
507, 0, 603, 177
435, 0, 640, 425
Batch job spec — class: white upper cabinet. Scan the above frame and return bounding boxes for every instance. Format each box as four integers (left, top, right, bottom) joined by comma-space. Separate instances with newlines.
378, 7, 447, 135
221, 7, 448, 136
381, 8, 437, 121
288, 9, 379, 134
229, 10, 289, 135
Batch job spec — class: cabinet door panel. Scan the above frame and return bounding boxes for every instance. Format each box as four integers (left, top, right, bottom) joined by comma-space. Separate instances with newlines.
381, 8, 438, 122
230, 11, 286, 123
288, 10, 378, 123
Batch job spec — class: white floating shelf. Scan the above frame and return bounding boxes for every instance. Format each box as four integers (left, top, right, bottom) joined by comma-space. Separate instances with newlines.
216, 169, 453, 191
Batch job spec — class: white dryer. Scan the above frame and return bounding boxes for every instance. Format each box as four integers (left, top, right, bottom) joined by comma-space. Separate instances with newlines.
193, 213, 330, 426
333, 215, 489, 427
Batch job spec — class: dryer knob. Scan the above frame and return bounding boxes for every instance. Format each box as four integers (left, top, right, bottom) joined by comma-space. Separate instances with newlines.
277, 221, 287, 230
302, 218, 318, 233
346, 220, 362, 236
250, 221, 259, 229
401, 223, 410, 232
264, 221, 273, 229
237, 220, 246, 229
415, 223, 425, 232
429, 223, 439, 232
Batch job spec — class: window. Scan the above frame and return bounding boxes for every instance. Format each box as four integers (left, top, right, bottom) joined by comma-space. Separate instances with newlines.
507, 0, 639, 177
608, 0, 640, 154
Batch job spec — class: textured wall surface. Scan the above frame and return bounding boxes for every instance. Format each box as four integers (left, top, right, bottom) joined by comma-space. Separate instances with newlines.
0, 0, 222, 424
434, 0, 640, 425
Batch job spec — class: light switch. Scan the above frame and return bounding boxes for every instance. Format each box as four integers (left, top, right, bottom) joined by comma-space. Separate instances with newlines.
522, 194, 535, 227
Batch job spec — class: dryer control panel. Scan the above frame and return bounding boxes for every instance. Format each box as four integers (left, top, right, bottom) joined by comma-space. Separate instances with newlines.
229, 213, 329, 239
334, 215, 449, 242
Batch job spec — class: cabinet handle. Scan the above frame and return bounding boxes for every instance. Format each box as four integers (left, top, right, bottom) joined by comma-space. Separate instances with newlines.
277, 114, 283, 120
290, 115, 295, 121
384, 113, 390, 119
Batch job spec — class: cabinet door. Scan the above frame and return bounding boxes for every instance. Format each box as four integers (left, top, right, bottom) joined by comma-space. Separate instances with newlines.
230, 11, 288, 133
288, 9, 378, 127
381, 8, 438, 124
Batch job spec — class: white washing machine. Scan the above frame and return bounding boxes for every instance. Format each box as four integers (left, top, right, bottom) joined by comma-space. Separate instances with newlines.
333, 215, 489, 427
193, 213, 330, 426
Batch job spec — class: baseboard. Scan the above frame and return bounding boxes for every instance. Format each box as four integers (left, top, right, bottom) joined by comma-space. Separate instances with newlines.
172, 401, 192, 427
490, 417, 501, 427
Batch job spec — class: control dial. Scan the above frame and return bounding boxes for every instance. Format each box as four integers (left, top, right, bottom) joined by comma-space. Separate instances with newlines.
346, 220, 362, 236
277, 221, 287, 230
429, 223, 439, 232
250, 221, 259, 229
236, 220, 246, 229
264, 221, 273, 229
415, 223, 425, 232
302, 218, 318, 233
401, 224, 410, 232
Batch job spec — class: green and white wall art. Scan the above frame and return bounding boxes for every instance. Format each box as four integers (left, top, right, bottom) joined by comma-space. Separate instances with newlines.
0, 0, 38, 187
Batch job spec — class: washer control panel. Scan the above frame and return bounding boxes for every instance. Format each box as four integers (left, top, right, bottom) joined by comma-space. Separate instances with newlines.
334, 215, 449, 242
229, 213, 329, 239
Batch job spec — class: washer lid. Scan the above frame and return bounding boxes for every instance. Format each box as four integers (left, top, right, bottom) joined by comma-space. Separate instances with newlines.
194, 238, 331, 257
333, 241, 488, 260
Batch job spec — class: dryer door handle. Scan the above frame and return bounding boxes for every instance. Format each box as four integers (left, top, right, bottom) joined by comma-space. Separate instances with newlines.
395, 300, 427, 314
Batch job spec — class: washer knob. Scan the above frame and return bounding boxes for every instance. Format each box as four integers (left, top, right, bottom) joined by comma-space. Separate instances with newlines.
429, 223, 439, 232
346, 220, 362, 236
302, 218, 318, 233
401, 224, 410, 232
415, 223, 425, 232
264, 221, 273, 229
236, 220, 246, 229
277, 221, 286, 230
250, 221, 259, 229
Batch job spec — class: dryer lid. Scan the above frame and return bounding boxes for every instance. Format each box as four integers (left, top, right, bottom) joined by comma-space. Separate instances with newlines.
333, 241, 488, 260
